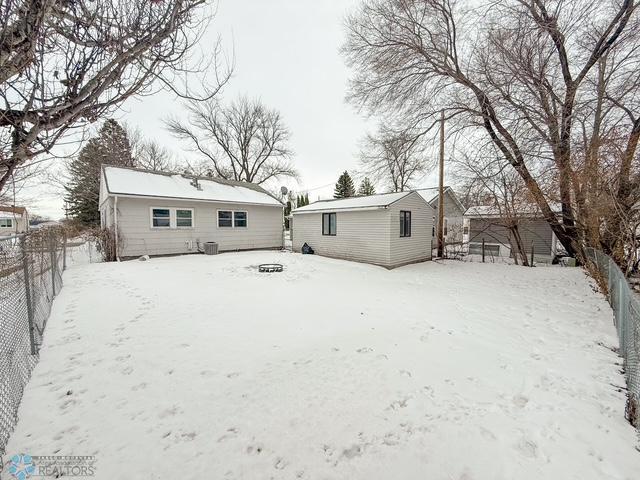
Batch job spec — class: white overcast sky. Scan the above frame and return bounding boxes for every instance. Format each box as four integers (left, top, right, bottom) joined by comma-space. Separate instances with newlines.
28, 0, 439, 219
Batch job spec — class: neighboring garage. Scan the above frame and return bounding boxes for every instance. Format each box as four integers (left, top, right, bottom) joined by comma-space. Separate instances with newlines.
291, 191, 435, 268
463, 205, 560, 262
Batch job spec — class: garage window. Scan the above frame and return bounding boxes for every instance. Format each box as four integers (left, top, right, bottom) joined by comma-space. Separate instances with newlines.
400, 211, 411, 237
322, 213, 336, 236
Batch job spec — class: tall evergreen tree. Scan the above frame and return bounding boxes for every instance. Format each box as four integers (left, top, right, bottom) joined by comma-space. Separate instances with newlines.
358, 177, 376, 196
65, 120, 135, 225
296, 193, 310, 207
334, 171, 356, 199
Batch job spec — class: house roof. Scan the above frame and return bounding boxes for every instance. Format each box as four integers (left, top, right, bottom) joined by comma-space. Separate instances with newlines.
292, 191, 414, 214
465, 203, 562, 219
0, 206, 26, 216
101, 166, 282, 207
415, 186, 465, 212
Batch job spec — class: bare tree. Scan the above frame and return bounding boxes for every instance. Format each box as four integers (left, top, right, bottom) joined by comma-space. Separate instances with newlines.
456, 150, 544, 265
0, 0, 229, 196
165, 95, 297, 184
344, 0, 640, 264
360, 125, 427, 192
137, 140, 177, 172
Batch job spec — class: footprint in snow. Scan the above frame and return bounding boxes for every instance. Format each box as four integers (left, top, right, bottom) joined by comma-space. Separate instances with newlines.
226, 372, 240, 379
356, 347, 373, 353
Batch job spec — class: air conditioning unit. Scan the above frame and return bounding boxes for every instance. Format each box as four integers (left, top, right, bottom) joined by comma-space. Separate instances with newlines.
203, 241, 218, 255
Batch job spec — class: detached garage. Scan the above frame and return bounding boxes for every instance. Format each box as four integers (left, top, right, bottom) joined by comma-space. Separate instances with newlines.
291, 191, 435, 268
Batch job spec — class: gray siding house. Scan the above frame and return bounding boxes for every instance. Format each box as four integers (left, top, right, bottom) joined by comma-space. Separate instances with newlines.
463, 205, 559, 262
99, 166, 284, 258
291, 191, 434, 268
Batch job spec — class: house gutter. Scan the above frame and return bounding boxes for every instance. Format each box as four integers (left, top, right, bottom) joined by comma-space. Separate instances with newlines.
114, 196, 120, 262
292, 206, 389, 215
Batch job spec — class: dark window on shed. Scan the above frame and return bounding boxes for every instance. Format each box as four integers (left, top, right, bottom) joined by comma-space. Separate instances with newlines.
322, 213, 336, 236
400, 211, 411, 237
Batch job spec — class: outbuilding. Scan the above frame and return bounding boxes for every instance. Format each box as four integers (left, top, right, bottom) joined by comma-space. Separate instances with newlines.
463, 205, 560, 262
99, 165, 284, 258
291, 191, 435, 268
0, 206, 29, 236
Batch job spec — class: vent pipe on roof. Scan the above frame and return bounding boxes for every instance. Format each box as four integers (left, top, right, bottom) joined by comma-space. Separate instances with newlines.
190, 177, 203, 191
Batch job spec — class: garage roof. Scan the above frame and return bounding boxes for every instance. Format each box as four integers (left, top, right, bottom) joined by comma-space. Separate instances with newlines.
292, 191, 414, 214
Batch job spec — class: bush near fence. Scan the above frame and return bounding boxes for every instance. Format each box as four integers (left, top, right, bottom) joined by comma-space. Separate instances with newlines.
0, 228, 70, 455
586, 248, 640, 436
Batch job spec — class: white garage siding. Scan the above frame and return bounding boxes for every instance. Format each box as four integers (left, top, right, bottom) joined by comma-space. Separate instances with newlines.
115, 197, 283, 258
292, 191, 434, 268
292, 208, 391, 266
388, 193, 434, 267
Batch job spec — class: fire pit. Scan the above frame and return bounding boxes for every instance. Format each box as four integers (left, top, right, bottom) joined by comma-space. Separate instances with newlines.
258, 263, 284, 273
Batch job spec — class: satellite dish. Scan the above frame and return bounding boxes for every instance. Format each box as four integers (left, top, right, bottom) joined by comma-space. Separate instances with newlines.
280, 186, 289, 196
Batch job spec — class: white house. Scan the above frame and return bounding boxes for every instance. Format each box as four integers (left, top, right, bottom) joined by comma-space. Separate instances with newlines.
0, 206, 29, 236
291, 191, 435, 268
99, 166, 284, 258
416, 186, 466, 244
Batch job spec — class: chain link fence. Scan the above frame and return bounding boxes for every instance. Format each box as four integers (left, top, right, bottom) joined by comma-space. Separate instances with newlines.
0, 229, 69, 455
586, 248, 640, 438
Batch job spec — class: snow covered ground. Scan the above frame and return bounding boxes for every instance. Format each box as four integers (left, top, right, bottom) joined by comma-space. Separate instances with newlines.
3, 251, 640, 479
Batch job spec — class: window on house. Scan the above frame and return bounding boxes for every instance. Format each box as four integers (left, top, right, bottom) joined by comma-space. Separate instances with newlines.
322, 213, 336, 236
432, 216, 436, 237
218, 210, 232, 227
463, 226, 469, 235
176, 209, 194, 228
444, 218, 448, 236
234, 211, 247, 228
400, 211, 411, 237
152, 208, 170, 228
0, 219, 12, 228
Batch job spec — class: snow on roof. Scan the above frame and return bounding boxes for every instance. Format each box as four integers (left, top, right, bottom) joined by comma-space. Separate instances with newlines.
102, 166, 282, 206
415, 187, 440, 204
0, 206, 26, 216
292, 191, 412, 213
465, 203, 562, 218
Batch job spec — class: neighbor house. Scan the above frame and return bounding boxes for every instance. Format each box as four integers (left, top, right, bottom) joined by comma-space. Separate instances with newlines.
291, 191, 435, 268
99, 166, 284, 258
416, 186, 466, 244
463, 205, 560, 262
0, 206, 29, 236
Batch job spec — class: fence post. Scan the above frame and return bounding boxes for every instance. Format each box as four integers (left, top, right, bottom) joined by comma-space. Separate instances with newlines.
482, 238, 485, 263
530, 241, 535, 267
20, 236, 37, 355
62, 231, 67, 271
50, 230, 57, 297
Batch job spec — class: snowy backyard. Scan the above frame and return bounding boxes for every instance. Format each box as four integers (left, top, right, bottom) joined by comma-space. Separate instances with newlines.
4, 251, 640, 479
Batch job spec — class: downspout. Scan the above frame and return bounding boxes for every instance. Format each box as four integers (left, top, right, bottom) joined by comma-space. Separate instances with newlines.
114, 196, 120, 262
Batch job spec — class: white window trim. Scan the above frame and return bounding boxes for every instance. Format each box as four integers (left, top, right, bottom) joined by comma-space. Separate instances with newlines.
233, 210, 248, 228
217, 209, 249, 229
0, 219, 12, 228
149, 207, 195, 230
175, 208, 195, 229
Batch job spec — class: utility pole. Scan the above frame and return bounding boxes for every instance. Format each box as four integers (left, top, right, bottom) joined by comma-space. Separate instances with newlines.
437, 109, 445, 258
